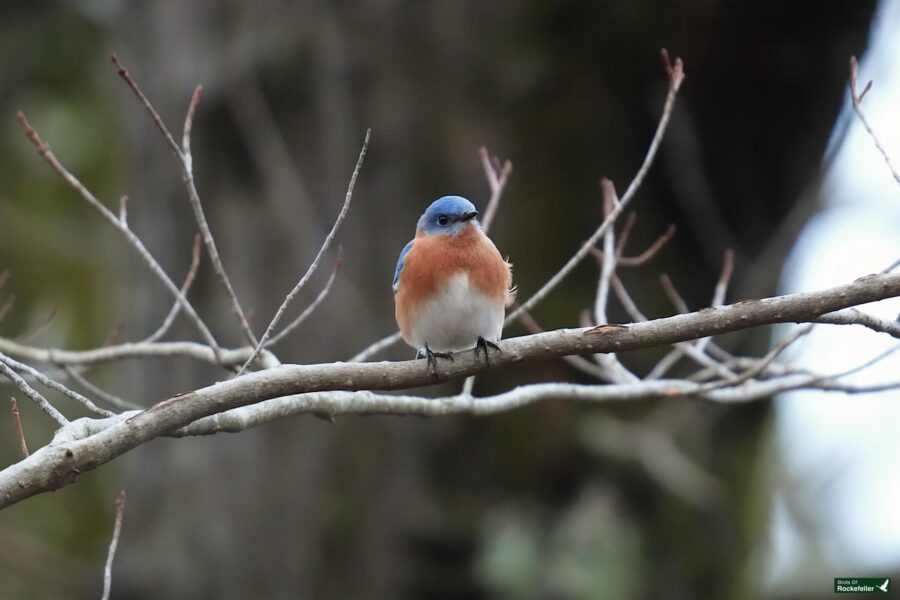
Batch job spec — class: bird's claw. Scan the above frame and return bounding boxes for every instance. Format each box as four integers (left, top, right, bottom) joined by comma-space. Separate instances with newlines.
421, 343, 453, 376
475, 336, 501, 368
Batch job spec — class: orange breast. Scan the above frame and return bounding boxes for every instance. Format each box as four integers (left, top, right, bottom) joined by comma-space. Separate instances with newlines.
395, 225, 511, 342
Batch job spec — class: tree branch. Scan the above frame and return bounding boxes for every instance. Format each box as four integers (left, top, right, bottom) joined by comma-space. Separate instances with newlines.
112, 56, 258, 346
2, 270, 899, 509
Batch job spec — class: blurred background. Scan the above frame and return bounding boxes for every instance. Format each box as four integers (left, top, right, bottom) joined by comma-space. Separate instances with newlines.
0, 1, 893, 598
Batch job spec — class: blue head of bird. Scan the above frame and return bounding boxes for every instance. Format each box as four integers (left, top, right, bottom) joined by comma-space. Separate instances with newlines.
416, 196, 479, 236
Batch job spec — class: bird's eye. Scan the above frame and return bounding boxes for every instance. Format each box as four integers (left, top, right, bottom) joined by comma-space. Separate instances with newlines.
437, 215, 449, 226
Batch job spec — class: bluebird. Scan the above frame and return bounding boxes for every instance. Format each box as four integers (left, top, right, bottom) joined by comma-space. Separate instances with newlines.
393, 196, 514, 373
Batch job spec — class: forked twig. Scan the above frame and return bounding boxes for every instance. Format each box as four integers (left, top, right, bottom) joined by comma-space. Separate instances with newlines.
112, 56, 258, 346
238, 129, 371, 374
506, 49, 685, 324
479, 146, 513, 233
16, 111, 222, 357
266, 248, 343, 348
0, 357, 67, 425
0, 354, 113, 417
143, 234, 203, 343
848, 55, 900, 188
62, 366, 142, 411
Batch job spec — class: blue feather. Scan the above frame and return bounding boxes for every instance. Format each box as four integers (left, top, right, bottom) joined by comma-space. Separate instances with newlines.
393, 239, 414, 293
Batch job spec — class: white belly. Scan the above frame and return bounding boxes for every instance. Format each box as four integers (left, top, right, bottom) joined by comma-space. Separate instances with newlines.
408, 272, 504, 352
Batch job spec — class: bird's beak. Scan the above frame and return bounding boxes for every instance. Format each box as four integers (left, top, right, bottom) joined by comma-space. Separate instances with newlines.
460, 210, 479, 222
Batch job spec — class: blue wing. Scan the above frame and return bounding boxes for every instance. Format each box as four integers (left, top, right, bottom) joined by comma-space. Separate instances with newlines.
393, 240, 414, 293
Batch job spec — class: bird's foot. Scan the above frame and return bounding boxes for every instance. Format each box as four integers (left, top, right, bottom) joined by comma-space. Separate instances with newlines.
421, 343, 454, 376
475, 336, 501, 368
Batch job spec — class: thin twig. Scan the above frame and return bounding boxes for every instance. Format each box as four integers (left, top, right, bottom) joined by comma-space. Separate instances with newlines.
0, 358, 67, 425
238, 129, 371, 374
10, 397, 28, 458
506, 50, 684, 324
619, 224, 676, 266
710, 248, 734, 308
516, 305, 613, 380
62, 366, 141, 411
112, 56, 258, 346
183, 86, 202, 165
659, 274, 690, 314
143, 234, 202, 343
645, 349, 684, 380
266, 248, 343, 348
695, 248, 734, 352
613, 212, 638, 258
849, 56, 900, 189
0, 337, 272, 369
590, 222, 676, 267
479, 147, 513, 233
815, 308, 900, 339
350, 331, 403, 362
0, 354, 113, 417
118, 195, 128, 225
611, 275, 735, 380
101, 490, 126, 600
882, 256, 900, 274
16, 111, 222, 356
591, 181, 637, 383
594, 179, 619, 327
696, 325, 813, 393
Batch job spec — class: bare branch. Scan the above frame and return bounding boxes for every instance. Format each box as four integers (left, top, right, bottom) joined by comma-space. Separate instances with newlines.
883, 256, 900, 274
101, 489, 126, 600
479, 146, 513, 232
696, 325, 813, 393
2, 270, 899, 509
183, 86, 202, 159
711, 248, 735, 308
620, 224, 676, 266
816, 307, 900, 339
0, 357, 67, 426
611, 274, 735, 380
238, 129, 371, 374
16, 111, 222, 356
516, 305, 612, 380
143, 233, 203, 344
0, 337, 275, 370
848, 56, 900, 189
118, 195, 128, 225
695, 248, 734, 352
266, 248, 343, 349
659, 273, 689, 314
506, 50, 685, 324
10, 397, 28, 458
0, 354, 113, 417
349, 331, 403, 363
594, 179, 619, 327
62, 366, 141, 411
112, 56, 257, 346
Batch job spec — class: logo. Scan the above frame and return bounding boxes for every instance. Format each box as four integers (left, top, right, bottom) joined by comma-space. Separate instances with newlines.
834, 578, 891, 593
